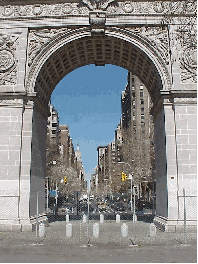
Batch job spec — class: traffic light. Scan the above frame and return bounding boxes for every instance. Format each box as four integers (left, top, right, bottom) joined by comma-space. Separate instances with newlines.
64, 177, 67, 184
121, 172, 127, 181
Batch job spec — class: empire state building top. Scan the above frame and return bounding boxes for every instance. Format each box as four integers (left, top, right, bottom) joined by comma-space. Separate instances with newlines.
75, 143, 82, 163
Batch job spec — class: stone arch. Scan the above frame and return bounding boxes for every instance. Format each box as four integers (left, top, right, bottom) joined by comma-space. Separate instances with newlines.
0, 5, 196, 233
27, 26, 172, 109
25, 26, 176, 230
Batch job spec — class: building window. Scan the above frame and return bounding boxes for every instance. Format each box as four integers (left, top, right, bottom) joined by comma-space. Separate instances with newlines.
132, 77, 134, 83
140, 85, 143, 90
132, 85, 134, 91
141, 114, 144, 119
140, 92, 143, 97
141, 99, 144, 104
141, 107, 144, 112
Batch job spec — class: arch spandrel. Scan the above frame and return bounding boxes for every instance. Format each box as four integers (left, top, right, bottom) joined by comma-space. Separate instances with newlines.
26, 26, 172, 109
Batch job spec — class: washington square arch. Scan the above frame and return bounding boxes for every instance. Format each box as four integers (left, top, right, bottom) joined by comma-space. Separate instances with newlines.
0, 0, 197, 232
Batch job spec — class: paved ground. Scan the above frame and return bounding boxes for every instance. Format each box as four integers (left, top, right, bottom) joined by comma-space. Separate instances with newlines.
0, 220, 197, 263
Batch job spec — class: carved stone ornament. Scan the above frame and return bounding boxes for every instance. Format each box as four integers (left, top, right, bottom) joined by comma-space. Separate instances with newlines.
122, 1, 134, 13
0, 1, 196, 18
32, 4, 43, 16
126, 26, 170, 65
174, 97, 197, 104
28, 28, 70, 67
0, 33, 18, 85
0, 50, 14, 72
81, 0, 116, 11
62, 3, 73, 14
153, 1, 165, 13
174, 17, 197, 83
89, 11, 106, 35
0, 99, 23, 105
163, 98, 173, 105
2, 5, 14, 16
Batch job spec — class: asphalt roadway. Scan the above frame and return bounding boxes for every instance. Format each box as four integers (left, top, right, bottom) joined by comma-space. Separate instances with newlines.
0, 220, 197, 263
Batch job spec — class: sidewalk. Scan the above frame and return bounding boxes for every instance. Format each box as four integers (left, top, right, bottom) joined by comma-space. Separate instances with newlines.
0, 220, 196, 263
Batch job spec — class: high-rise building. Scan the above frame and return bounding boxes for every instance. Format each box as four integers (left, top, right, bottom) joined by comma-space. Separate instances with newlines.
121, 72, 154, 183
47, 107, 86, 191
75, 143, 86, 184
47, 104, 60, 146
93, 72, 155, 197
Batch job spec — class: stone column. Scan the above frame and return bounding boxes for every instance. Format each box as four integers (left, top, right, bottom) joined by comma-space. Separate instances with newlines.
153, 91, 197, 232
0, 98, 49, 231
153, 91, 178, 231
29, 101, 48, 222
18, 100, 34, 231
0, 99, 24, 231
174, 96, 197, 230
163, 95, 179, 231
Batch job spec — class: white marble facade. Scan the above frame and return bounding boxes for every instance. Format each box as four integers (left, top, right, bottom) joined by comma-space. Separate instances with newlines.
0, 0, 196, 231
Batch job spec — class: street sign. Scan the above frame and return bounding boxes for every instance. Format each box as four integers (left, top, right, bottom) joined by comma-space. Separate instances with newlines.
128, 174, 132, 179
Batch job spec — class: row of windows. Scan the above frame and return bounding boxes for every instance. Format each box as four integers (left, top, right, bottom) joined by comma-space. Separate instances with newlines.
133, 115, 145, 120
131, 77, 144, 90
133, 99, 144, 105
132, 92, 143, 97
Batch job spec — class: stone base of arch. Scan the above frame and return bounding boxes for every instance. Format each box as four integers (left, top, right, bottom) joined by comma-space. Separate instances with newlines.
0, 220, 21, 232
0, 215, 48, 232
154, 216, 197, 233
0, 96, 49, 232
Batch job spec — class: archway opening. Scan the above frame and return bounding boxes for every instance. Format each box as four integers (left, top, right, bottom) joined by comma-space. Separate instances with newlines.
27, 28, 169, 224
46, 64, 156, 218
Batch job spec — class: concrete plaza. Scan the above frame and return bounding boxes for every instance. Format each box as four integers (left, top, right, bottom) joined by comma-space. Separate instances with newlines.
0, 220, 196, 262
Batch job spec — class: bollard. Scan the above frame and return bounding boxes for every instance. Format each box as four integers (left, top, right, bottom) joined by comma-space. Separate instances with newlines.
38, 222, 45, 238
133, 214, 137, 223
100, 214, 104, 224
150, 223, 156, 237
93, 223, 99, 238
116, 214, 120, 223
83, 214, 87, 223
66, 223, 72, 238
121, 223, 128, 238
66, 214, 69, 223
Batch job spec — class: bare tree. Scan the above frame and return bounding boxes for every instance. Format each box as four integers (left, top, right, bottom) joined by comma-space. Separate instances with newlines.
46, 131, 86, 194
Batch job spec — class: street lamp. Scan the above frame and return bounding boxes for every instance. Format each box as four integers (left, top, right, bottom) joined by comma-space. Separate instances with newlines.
45, 177, 49, 213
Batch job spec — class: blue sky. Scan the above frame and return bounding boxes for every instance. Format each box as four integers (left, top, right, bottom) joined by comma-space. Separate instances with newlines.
51, 64, 128, 181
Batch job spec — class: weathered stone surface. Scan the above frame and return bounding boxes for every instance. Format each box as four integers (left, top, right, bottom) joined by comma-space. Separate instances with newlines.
0, 0, 197, 232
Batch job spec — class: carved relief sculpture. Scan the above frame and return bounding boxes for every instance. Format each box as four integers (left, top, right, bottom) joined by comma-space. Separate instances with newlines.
28, 28, 70, 66
0, 34, 18, 85
170, 16, 197, 83
0, 1, 196, 18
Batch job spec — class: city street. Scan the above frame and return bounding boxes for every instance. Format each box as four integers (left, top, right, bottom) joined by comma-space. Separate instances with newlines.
0, 220, 196, 263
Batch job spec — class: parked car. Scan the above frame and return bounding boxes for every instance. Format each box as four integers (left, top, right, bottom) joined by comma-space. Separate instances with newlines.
97, 201, 107, 211
59, 202, 73, 214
